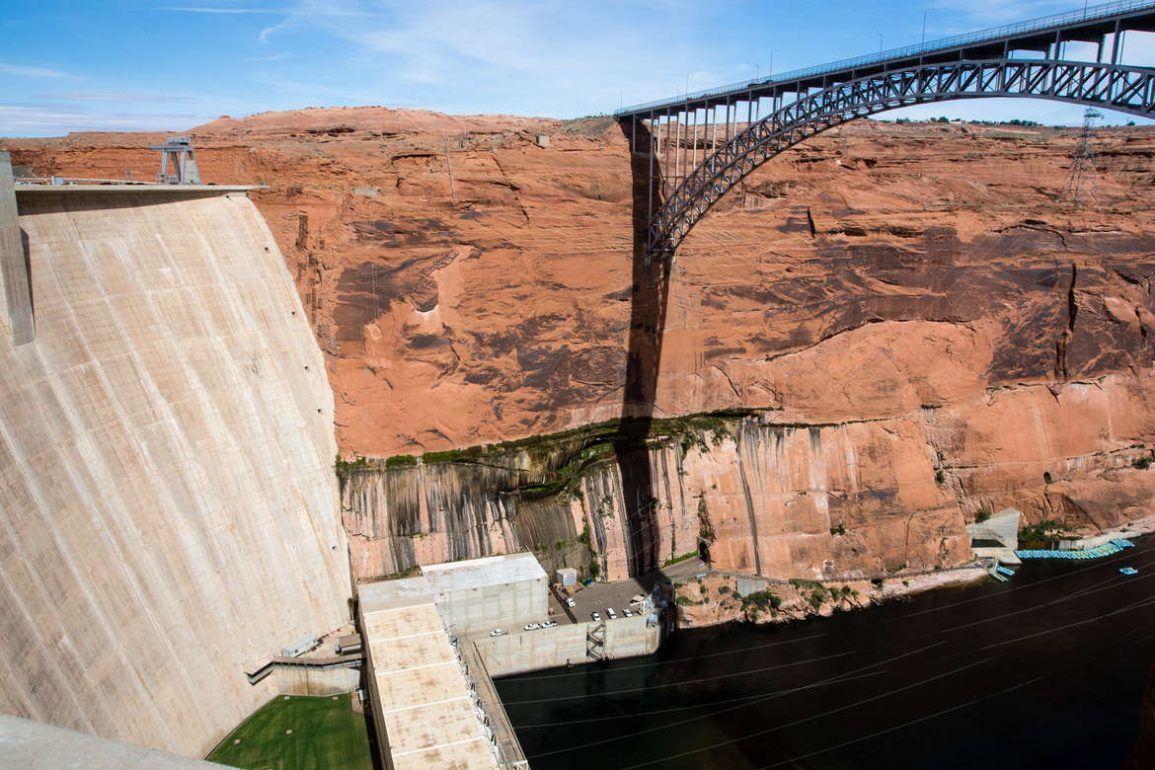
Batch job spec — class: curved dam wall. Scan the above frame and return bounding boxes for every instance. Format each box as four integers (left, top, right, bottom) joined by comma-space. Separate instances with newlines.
0, 188, 350, 757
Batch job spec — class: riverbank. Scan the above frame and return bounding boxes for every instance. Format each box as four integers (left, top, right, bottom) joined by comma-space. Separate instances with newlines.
674, 565, 989, 627
672, 515, 1155, 629
1079, 514, 1155, 545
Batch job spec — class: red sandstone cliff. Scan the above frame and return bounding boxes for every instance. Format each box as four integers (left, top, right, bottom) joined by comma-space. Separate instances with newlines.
6, 108, 1155, 580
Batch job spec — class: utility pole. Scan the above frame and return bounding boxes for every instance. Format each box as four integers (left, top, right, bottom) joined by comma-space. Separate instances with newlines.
444, 139, 457, 206
1060, 107, 1102, 210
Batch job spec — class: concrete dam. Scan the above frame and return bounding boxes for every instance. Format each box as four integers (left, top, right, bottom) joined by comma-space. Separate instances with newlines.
0, 168, 350, 758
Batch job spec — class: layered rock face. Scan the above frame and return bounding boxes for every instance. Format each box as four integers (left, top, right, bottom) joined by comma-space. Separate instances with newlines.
7, 110, 1155, 584
340, 370, 1154, 584
0, 190, 350, 756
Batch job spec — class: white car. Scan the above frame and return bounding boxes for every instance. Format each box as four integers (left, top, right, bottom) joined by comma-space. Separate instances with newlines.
623, 609, 633, 617
489, 629, 506, 637
523, 623, 541, 631
606, 608, 617, 620
591, 611, 601, 622
542, 620, 559, 628
565, 597, 576, 608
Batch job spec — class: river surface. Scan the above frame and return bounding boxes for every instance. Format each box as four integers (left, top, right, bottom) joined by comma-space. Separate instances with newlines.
495, 535, 1155, 769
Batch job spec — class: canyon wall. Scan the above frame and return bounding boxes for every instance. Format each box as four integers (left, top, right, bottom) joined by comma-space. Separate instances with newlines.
8, 110, 1155, 582
0, 189, 350, 757
341, 370, 1155, 583
9, 113, 1155, 458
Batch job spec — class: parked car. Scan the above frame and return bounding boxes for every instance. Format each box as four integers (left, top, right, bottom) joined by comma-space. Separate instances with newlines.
565, 597, 576, 608
591, 611, 601, 622
543, 620, 559, 628
623, 608, 633, 617
490, 628, 506, 637
523, 623, 541, 631
607, 607, 617, 619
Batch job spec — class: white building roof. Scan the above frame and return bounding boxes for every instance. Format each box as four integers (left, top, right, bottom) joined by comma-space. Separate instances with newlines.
357, 577, 434, 614
359, 552, 546, 613
421, 552, 546, 594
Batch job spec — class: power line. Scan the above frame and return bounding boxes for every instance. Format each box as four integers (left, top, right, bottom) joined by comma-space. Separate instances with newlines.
503, 632, 825, 683
526, 644, 957, 760
501, 649, 853, 707
513, 668, 887, 730
1059, 107, 1103, 210
586, 658, 994, 768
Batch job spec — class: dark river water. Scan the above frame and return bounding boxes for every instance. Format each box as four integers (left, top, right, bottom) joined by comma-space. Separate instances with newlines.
496, 535, 1155, 770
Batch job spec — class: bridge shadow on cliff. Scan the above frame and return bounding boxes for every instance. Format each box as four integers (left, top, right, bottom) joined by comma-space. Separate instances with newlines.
613, 120, 672, 585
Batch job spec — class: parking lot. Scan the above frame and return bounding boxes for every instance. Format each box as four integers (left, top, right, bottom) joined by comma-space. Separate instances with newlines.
563, 577, 652, 623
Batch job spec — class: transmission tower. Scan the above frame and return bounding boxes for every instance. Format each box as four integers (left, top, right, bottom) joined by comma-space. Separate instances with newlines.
1060, 108, 1102, 210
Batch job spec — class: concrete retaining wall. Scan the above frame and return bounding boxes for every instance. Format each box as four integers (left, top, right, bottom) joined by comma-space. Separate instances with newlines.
435, 576, 547, 635
274, 664, 361, 696
475, 615, 660, 677
0, 190, 350, 757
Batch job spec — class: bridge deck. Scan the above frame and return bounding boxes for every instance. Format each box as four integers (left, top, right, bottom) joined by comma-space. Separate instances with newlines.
617, 0, 1155, 117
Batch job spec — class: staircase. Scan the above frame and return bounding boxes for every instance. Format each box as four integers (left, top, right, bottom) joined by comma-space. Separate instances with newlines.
586, 622, 606, 662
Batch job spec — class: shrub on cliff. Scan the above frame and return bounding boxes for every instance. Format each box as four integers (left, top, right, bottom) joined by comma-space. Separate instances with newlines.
385, 454, 417, 468
741, 591, 782, 614
334, 454, 372, 475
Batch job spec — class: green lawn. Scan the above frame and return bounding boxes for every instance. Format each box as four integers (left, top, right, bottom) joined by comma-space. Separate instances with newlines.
207, 693, 374, 770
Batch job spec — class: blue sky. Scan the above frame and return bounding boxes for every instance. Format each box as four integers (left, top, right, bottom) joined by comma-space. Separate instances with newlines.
1, 0, 1154, 136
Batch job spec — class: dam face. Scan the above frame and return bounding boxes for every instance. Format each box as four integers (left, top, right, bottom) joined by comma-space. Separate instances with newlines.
0, 187, 350, 756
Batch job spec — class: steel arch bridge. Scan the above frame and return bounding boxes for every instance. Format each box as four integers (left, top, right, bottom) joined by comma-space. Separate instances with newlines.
616, 0, 1155, 255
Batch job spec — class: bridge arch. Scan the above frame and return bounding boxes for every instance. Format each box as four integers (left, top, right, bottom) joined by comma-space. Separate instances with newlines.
610, 1, 1155, 575
645, 58, 1155, 253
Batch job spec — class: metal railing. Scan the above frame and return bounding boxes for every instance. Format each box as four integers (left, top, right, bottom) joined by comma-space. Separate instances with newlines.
617, 0, 1155, 115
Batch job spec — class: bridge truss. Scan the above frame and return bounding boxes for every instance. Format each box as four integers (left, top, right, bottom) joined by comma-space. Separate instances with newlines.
616, 0, 1155, 254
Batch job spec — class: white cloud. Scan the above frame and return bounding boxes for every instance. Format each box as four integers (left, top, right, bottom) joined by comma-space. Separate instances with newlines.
258, 17, 293, 43
244, 52, 292, 62
42, 92, 200, 103
933, 0, 1074, 25
256, 0, 724, 116
0, 104, 213, 136
0, 63, 69, 78
159, 6, 283, 13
